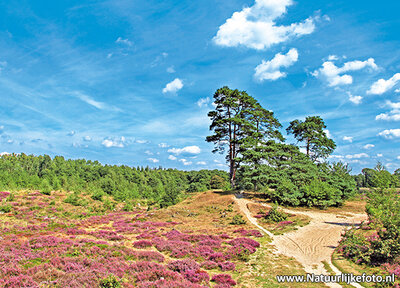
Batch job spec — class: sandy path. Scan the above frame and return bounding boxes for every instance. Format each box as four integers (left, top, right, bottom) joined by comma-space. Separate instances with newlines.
234, 196, 367, 288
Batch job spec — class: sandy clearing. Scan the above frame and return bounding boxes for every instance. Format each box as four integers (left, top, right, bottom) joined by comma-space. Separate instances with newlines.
234, 195, 367, 288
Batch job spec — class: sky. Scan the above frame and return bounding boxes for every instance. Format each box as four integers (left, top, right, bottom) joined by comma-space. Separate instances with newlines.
0, 0, 399, 173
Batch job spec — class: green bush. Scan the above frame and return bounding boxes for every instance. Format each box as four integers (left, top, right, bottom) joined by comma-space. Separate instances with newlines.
210, 175, 226, 189
64, 193, 81, 206
230, 214, 246, 225
269, 178, 302, 206
186, 182, 207, 193
6, 193, 15, 202
40, 179, 52, 195
99, 274, 121, 288
300, 179, 342, 208
123, 202, 134, 212
265, 204, 288, 222
91, 190, 104, 202
0, 204, 12, 213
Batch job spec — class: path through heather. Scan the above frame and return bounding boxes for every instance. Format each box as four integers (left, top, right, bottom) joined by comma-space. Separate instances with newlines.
234, 196, 367, 288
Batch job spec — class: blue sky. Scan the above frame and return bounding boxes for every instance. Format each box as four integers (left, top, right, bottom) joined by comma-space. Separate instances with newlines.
0, 0, 399, 173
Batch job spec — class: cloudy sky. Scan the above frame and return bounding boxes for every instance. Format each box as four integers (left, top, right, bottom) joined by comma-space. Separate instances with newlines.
0, 0, 399, 173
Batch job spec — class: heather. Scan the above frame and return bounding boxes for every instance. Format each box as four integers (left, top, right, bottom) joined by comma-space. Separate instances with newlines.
337, 188, 400, 286
0, 190, 262, 287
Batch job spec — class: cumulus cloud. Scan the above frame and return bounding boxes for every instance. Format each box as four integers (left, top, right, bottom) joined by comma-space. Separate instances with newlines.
148, 158, 159, 163
196, 161, 206, 165
363, 144, 375, 149
179, 159, 192, 166
254, 48, 298, 81
102, 137, 126, 148
327, 55, 339, 61
116, 37, 133, 46
83, 136, 92, 142
67, 130, 76, 136
136, 139, 148, 144
367, 73, 400, 95
167, 66, 175, 73
376, 101, 400, 121
313, 58, 378, 87
397, 156, 400, 160
378, 129, 400, 139
213, 0, 315, 50
145, 150, 153, 155
377, 153, 383, 157
345, 153, 369, 159
168, 155, 177, 161
323, 129, 332, 139
347, 92, 362, 105
343, 136, 353, 142
197, 97, 210, 108
158, 143, 169, 148
0, 152, 10, 156
168, 145, 201, 155
395, 88, 400, 93
163, 78, 183, 94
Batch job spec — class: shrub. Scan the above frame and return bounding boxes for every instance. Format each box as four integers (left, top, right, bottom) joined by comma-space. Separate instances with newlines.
230, 214, 246, 225
0, 204, 12, 213
300, 179, 342, 208
99, 274, 121, 288
269, 178, 302, 206
167, 259, 200, 273
211, 274, 236, 286
133, 240, 152, 249
91, 190, 104, 201
64, 193, 81, 206
265, 205, 288, 222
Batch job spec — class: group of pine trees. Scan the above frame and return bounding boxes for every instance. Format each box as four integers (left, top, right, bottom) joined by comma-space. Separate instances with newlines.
206, 86, 356, 208
0, 153, 228, 207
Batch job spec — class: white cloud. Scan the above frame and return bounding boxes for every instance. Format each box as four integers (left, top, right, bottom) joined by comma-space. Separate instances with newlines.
116, 37, 133, 46
397, 156, 400, 160
167, 66, 175, 73
102, 137, 126, 148
76, 93, 106, 109
329, 155, 344, 159
136, 139, 148, 144
168, 145, 201, 155
197, 97, 210, 108
158, 143, 169, 148
179, 159, 192, 166
347, 92, 362, 105
163, 78, 183, 94
213, 0, 315, 50
377, 153, 383, 157
83, 136, 92, 142
395, 88, 400, 93
148, 158, 159, 163
254, 48, 298, 81
323, 129, 332, 139
363, 144, 375, 149
145, 150, 153, 155
375, 101, 400, 121
378, 129, 400, 139
345, 153, 369, 159
0, 152, 10, 156
343, 136, 353, 142
168, 155, 177, 161
196, 161, 206, 165
313, 58, 378, 87
327, 55, 339, 61
367, 73, 400, 95
68, 130, 76, 136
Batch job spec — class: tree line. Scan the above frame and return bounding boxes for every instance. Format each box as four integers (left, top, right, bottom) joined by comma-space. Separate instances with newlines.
206, 86, 355, 208
0, 153, 228, 207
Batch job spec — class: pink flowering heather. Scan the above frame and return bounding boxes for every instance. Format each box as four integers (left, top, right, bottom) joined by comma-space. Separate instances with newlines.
0, 191, 10, 200
211, 274, 236, 286
277, 221, 293, 227
183, 269, 209, 284
218, 261, 236, 271
167, 259, 200, 273
200, 260, 218, 270
133, 240, 153, 249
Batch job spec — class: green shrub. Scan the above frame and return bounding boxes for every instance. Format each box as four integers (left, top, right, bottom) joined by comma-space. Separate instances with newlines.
103, 198, 116, 210
0, 204, 12, 213
40, 179, 52, 195
91, 190, 104, 202
99, 274, 121, 288
64, 193, 81, 206
123, 202, 134, 212
230, 214, 246, 225
265, 204, 288, 222
210, 175, 226, 189
186, 182, 207, 193
300, 179, 342, 208
6, 193, 15, 202
269, 178, 302, 206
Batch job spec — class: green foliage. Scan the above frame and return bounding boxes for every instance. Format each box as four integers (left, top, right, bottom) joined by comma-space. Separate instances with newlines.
230, 214, 246, 225
0, 153, 228, 208
265, 204, 288, 222
6, 193, 15, 202
0, 204, 12, 213
186, 182, 207, 193
64, 192, 81, 206
122, 202, 134, 212
210, 175, 226, 189
286, 116, 336, 162
40, 179, 52, 195
99, 274, 121, 288
269, 177, 302, 206
300, 179, 342, 208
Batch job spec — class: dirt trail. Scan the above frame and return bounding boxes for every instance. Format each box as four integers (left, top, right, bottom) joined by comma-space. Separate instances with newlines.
234, 196, 367, 288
